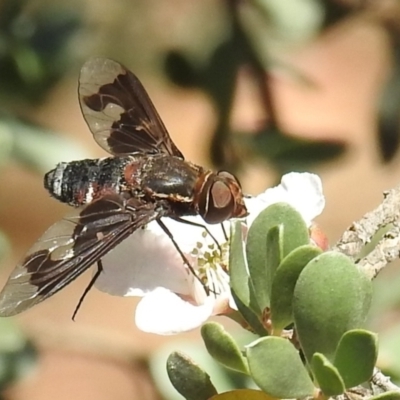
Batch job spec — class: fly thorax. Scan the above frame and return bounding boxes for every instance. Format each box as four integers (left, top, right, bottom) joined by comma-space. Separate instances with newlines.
141, 156, 201, 202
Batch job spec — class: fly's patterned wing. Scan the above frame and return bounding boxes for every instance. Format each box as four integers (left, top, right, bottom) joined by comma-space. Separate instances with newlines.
0, 194, 158, 316
79, 58, 184, 158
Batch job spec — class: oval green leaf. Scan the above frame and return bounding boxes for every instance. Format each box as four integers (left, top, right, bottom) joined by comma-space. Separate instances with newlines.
167, 351, 218, 400
334, 329, 378, 388
201, 322, 249, 374
270, 245, 322, 331
293, 252, 372, 362
246, 337, 315, 398
246, 203, 309, 309
264, 225, 283, 306
230, 221, 261, 316
311, 353, 345, 396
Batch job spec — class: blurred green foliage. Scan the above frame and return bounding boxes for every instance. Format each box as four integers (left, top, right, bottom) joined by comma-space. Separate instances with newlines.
0, 319, 37, 391
0, 0, 83, 104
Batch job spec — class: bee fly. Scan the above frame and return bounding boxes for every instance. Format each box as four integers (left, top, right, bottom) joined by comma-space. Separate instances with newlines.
0, 58, 248, 317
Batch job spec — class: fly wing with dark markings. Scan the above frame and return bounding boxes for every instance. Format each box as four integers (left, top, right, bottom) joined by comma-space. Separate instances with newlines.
0, 195, 159, 316
79, 58, 184, 158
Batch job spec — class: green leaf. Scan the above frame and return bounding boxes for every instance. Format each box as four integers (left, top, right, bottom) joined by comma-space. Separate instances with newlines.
311, 353, 345, 396
243, 223, 283, 315
293, 251, 372, 362
210, 389, 276, 400
151, 339, 252, 399
264, 225, 283, 305
246, 337, 315, 398
0, 319, 37, 389
334, 329, 378, 388
167, 351, 218, 400
230, 221, 260, 316
270, 245, 322, 332
230, 292, 268, 337
201, 322, 249, 374
246, 203, 309, 309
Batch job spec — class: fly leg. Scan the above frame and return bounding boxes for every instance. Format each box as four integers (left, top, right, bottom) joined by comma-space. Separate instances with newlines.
156, 219, 208, 291
72, 259, 104, 321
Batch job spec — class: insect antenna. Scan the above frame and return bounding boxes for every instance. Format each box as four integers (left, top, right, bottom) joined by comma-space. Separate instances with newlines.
72, 260, 104, 321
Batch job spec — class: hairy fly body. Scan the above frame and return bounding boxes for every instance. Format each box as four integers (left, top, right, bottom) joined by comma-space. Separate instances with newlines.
0, 58, 248, 317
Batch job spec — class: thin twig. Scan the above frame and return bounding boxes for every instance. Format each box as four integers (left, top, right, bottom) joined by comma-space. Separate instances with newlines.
333, 187, 400, 261
358, 225, 400, 279
371, 368, 400, 393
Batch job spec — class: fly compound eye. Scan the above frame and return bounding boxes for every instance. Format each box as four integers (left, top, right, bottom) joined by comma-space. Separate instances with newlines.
217, 171, 242, 188
211, 181, 232, 208
203, 180, 234, 224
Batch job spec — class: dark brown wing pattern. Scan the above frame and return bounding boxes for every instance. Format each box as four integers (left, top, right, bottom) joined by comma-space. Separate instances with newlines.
0, 195, 159, 316
79, 58, 184, 158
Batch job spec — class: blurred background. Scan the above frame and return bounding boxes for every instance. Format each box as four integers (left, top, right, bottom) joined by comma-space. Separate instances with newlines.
0, 0, 400, 398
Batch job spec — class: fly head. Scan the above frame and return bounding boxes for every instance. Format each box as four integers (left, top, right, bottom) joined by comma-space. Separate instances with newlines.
197, 171, 248, 224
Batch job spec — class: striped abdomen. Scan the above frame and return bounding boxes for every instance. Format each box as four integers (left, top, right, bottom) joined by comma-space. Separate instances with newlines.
44, 157, 132, 206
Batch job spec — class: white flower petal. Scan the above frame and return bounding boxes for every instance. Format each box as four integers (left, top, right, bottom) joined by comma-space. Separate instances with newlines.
135, 287, 215, 335
280, 172, 325, 223
96, 228, 193, 297
248, 172, 325, 226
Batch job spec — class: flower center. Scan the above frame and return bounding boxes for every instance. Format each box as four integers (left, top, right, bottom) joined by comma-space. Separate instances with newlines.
190, 230, 230, 297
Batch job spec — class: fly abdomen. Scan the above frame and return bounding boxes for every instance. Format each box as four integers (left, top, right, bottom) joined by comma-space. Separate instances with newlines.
44, 157, 130, 206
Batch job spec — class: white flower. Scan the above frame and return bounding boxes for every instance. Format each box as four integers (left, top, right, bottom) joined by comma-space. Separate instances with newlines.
96, 172, 325, 335
244, 172, 325, 226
